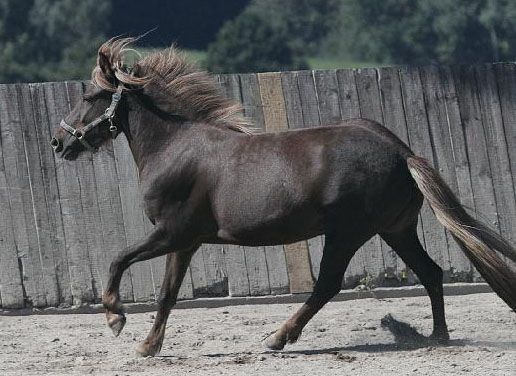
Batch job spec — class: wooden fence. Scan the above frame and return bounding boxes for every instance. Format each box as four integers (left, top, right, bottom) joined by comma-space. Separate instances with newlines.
1, 63, 516, 309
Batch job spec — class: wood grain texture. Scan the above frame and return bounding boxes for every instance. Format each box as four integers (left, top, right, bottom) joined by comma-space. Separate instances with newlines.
259, 72, 313, 293
419, 66, 469, 281
44, 82, 95, 304
399, 66, 451, 273
28, 83, 73, 305
354, 68, 399, 285
0, 85, 25, 308
112, 133, 155, 302
452, 66, 499, 281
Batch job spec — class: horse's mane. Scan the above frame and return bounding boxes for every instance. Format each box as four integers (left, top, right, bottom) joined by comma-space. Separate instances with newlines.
91, 37, 254, 134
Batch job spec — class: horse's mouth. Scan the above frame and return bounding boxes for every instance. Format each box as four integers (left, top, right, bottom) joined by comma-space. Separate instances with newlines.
62, 147, 79, 161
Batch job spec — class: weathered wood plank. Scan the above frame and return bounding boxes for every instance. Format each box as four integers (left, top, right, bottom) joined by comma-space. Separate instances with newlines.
452, 66, 500, 281
336, 69, 361, 119
201, 244, 228, 296
436, 67, 475, 280
334, 69, 368, 287
15, 84, 61, 306
282, 71, 325, 283
398, 66, 451, 272
259, 72, 313, 293
78, 83, 134, 302
475, 65, 516, 248
419, 66, 470, 281
0, 84, 48, 307
493, 63, 516, 272
354, 68, 396, 284
0, 86, 25, 308
44, 82, 95, 304
226, 73, 271, 296
112, 133, 155, 302
223, 245, 250, 297
63, 81, 108, 302
28, 83, 73, 305
377, 66, 416, 284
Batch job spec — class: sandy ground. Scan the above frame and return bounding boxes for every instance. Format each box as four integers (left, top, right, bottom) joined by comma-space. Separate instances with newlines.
0, 292, 515, 376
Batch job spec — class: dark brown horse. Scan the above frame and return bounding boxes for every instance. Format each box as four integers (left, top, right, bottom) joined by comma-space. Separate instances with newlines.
51, 38, 516, 357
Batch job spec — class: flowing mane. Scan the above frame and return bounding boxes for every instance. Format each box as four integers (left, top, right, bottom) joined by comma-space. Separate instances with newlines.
92, 38, 254, 134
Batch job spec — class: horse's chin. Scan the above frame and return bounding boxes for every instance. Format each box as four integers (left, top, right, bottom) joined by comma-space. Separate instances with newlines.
62, 148, 80, 161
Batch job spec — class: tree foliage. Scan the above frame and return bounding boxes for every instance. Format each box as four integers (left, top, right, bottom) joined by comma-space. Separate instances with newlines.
205, 0, 340, 73
0, 0, 109, 83
328, 0, 516, 65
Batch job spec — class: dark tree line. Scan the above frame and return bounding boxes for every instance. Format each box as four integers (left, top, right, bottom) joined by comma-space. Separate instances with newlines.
2, 0, 516, 82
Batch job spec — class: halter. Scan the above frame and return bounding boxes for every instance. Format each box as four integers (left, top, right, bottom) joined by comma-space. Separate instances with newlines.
58, 85, 124, 152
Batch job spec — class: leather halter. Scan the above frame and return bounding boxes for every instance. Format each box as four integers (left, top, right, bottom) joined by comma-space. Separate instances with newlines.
59, 85, 124, 151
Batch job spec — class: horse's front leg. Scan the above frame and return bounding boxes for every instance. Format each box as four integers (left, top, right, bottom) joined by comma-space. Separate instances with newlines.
102, 226, 188, 336
136, 245, 199, 357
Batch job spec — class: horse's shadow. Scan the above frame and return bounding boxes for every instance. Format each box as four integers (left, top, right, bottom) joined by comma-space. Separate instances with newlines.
199, 314, 516, 359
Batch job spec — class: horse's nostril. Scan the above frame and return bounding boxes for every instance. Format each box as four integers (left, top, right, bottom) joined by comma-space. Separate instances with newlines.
50, 137, 62, 152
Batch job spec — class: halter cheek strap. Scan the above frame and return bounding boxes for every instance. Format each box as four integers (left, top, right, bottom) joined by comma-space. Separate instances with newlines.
59, 85, 124, 152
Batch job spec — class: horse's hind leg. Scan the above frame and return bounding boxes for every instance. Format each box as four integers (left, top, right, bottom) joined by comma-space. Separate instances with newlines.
136, 245, 198, 357
381, 226, 449, 342
265, 231, 368, 350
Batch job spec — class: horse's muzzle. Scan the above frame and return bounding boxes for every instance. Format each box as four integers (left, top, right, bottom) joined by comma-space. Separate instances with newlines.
50, 137, 63, 153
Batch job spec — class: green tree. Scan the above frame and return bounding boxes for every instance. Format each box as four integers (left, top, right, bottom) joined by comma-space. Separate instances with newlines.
205, 0, 340, 73
0, 0, 109, 83
327, 0, 516, 65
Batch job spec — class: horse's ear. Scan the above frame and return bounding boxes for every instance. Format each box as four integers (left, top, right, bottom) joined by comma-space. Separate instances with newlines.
98, 51, 116, 81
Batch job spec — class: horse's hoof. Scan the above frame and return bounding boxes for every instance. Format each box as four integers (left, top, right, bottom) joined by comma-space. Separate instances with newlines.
263, 334, 286, 351
107, 313, 126, 337
429, 331, 450, 344
136, 342, 160, 357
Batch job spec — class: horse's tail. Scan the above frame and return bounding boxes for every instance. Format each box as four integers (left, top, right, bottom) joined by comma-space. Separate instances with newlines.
407, 155, 516, 311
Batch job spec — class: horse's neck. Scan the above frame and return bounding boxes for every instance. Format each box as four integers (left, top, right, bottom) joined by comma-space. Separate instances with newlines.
124, 100, 187, 172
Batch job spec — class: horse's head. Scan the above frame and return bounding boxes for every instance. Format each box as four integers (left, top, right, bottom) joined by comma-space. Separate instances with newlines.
51, 83, 124, 160
51, 38, 144, 160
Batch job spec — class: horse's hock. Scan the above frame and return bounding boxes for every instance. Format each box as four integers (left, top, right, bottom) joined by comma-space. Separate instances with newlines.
2, 63, 516, 309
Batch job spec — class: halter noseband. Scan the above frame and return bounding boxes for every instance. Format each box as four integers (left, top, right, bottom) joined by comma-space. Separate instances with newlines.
58, 85, 124, 152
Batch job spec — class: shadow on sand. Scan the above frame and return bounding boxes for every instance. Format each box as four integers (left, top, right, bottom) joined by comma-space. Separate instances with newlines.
199, 314, 516, 359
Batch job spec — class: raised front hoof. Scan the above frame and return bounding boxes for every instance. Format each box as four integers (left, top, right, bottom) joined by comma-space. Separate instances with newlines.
136, 342, 161, 357
106, 312, 126, 337
263, 333, 286, 351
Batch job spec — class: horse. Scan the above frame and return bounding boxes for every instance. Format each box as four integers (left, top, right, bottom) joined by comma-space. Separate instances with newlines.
50, 38, 516, 357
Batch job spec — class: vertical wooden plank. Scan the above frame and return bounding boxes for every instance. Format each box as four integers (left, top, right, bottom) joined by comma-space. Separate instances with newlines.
0, 86, 25, 308
220, 73, 271, 296
29, 83, 73, 305
494, 63, 516, 271
63, 81, 109, 302
437, 67, 475, 280
112, 133, 155, 302
15, 84, 61, 306
201, 244, 228, 296
377, 67, 416, 284
259, 72, 314, 293
336, 69, 361, 119
334, 69, 369, 287
419, 66, 471, 280
223, 245, 250, 297
475, 65, 516, 247
78, 83, 134, 302
189, 249, 209, 297
313, 70, 342, 124
399, 66, 451, 272
0, 84, 48, 307
452, 65, 499, 281
282, 71, 325, 283
354, 68, 397, 284
44, 82, 95, 304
